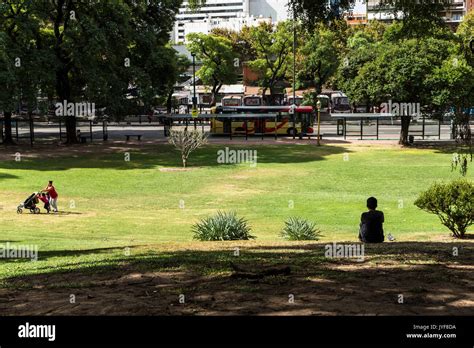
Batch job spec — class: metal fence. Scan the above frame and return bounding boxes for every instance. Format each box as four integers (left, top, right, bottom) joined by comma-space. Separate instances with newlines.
1, 115, 471, 145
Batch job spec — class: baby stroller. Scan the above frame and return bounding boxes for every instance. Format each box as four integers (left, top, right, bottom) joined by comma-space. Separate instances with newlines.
17, 192, 41, 214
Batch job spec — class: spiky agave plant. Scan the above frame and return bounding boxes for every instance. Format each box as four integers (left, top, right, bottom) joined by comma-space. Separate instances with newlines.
281, 217, 321, 241
192, 211, 254, 241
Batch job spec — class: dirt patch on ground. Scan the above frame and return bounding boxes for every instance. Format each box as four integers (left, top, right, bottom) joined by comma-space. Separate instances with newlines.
159, 167, 200, 172
0, 241, 472, 316
0, 142, 145, 161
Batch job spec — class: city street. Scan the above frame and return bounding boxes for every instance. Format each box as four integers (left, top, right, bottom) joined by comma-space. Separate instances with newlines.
7, 121, 460, 143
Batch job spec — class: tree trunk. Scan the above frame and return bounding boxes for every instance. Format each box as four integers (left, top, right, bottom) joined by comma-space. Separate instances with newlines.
28, 111, 34, 146
210, 83, 223, 107
399, 116, 411, 145
454, 106, 472, 144
262, 87, 268, 105
167, 90, 173, 114
315, 83, 322, 97
2, 111, 15, 145
269, 86, 275, 106
57, 75, 78, 144
65, 116, 77, 144
210, 85, 218, 107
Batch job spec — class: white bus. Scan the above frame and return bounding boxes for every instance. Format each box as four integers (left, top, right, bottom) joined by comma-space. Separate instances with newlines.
222, 96, 242, 107
243, 95, 263, 106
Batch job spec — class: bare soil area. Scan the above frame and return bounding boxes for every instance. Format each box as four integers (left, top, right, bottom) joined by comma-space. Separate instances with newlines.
0, 241, 472, 316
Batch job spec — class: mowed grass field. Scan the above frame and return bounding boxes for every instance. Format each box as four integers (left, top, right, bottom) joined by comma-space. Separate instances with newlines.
0, 143, 472, 284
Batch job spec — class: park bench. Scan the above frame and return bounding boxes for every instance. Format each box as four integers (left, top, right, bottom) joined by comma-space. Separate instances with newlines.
305, 133, 324, 140
79, 134, 91, 143
125, 134, 143, 141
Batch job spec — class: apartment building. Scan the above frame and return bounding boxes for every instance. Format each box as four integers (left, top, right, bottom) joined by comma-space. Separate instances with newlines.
172, 0, 289, 43
366, 0, 470, 25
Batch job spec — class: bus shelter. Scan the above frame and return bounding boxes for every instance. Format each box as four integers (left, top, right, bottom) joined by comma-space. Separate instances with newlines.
0, 115, 108, 145
331, 113, 442, 140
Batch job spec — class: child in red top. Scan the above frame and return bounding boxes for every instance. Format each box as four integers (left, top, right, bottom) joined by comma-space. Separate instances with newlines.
37, 193, 51, 213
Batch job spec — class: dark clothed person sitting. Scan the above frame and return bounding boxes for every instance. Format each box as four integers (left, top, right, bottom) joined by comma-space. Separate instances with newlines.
359, 197, 384, 243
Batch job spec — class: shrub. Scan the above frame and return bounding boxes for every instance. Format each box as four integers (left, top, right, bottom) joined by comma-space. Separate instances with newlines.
192, 211, 254, 241
414, 179, 474, 239
280, 217, 321, 241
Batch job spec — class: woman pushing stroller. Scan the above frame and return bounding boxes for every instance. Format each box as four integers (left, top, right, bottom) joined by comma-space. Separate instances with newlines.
41, 181, 59, 213
16, 181, 59, 214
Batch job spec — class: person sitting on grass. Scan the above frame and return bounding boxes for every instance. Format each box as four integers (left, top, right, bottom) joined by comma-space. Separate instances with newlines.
359, 197, 384, 243
37, 193, 51, 214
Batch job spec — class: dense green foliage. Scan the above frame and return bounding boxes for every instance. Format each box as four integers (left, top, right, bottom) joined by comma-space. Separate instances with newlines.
246, 21, 294, 102
0, 0, 185, 143
207, 10, 473, 150
186, 33, 238, 106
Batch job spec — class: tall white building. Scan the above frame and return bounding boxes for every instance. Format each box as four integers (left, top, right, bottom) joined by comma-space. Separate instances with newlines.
345, 0, 368, 24
249, 0, 289, 21
172, 0, 289, 43
173, 0, 249, 43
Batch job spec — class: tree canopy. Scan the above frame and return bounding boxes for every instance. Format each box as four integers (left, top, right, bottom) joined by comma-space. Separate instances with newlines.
0, 0, 184, 144
187, 32, 238, 106
247, 21, 294, 103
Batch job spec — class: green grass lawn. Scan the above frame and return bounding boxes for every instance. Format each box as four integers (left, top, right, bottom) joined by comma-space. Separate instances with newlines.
0, 143, 472, 283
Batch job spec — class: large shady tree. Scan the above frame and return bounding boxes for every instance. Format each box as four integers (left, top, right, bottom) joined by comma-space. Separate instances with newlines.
1, 0, 184, 144
352, 36, 453, 145
0, 0, 55, 145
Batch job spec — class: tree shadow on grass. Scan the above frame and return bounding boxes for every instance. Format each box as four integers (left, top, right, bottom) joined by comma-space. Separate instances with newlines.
246, 241, 474, 264
0, 173, 18, 181
0, 247, 137, 264
0, 241, 472, 315
0, 144, 351, 171
38, 246, 141, 259
412, 142, 473, 159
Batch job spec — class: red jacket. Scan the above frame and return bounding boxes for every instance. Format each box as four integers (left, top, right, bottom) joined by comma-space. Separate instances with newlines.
45, 185, 58, 199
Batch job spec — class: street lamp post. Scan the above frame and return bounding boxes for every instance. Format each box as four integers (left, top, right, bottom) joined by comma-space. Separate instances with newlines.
192, 53, 197, 111
191, 53, 197, 129
292, 2, 296, 108
316, 99, 322, 146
